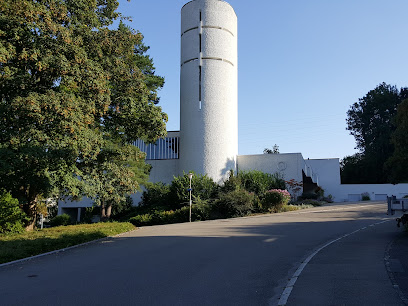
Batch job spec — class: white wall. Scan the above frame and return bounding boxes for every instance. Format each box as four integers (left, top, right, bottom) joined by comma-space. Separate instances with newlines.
147, 159, 180, 184
304, 159, 408, 202
337, 184, 408, 202
126, 159, 180, 206
58, 197, 94, 214
305, 158, 341, 198
237, 153, 305, 184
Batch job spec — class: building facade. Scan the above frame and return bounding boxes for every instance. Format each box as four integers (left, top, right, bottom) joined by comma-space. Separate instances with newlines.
58, 0, 408, 220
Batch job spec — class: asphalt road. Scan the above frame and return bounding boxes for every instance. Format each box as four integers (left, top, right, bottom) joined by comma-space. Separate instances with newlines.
0, 202, 405, 305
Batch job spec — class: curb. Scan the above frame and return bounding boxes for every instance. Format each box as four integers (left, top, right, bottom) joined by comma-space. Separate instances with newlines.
384, 235, 408, 305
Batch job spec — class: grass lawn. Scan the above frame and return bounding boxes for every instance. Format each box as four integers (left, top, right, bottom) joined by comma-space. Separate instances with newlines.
0, 222, 135, 264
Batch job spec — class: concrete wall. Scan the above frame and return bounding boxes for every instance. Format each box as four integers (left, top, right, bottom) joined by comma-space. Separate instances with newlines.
147, 159, 180, 184
237, 153, 305, 184
304, 159, 408, 202
337, 184, 408, 202
236, 155, 408, 203
305, 158, 341, 199
58, 197, 95, 222
180, 0, 238, 183
58, 197, 94, 214
125, 159, 180, 205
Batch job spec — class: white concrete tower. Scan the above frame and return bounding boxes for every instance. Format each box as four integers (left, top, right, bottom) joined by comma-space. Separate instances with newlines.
180, 0, 238, 183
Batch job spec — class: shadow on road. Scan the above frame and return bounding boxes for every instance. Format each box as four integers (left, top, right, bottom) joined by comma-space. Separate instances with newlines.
1, 202, 405, 306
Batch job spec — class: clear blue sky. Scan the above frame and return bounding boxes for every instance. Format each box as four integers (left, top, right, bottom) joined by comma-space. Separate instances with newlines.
117, 0, 408, 159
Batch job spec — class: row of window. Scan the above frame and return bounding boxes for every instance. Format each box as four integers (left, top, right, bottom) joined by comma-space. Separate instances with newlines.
133, 137, 179, 160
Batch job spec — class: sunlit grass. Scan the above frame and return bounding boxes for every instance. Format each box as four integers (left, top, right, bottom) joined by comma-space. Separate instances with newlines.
282, 204, 315, 211
0, 222, 135, 264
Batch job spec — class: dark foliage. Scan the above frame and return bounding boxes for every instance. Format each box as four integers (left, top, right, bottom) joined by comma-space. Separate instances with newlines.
212, 189, 254, 218
343, 83, 408, 183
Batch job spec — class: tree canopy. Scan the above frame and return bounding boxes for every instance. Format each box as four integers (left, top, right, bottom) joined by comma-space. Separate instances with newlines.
386, 99, 408, 183
342, 83, 408, 183
0, 0, 167, 227
263, 144, 279, 154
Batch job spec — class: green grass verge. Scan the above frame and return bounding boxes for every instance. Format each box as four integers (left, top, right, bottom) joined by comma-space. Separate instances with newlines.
0, 222, 135, 264
280, 204, 315, 212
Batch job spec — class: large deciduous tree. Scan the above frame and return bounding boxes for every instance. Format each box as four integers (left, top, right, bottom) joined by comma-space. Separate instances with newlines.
343, 83, 408, 183
0, 0, 167, 228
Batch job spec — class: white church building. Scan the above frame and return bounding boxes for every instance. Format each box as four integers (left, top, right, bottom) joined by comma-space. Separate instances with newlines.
59, 0, 408, 219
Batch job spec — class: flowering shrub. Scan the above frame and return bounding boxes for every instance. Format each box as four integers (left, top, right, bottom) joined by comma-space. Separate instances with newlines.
285, 179, 303, 201
260, 189, 291, 212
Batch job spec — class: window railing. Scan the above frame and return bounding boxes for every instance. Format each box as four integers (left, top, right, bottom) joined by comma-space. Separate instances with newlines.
133, 137, 179, 160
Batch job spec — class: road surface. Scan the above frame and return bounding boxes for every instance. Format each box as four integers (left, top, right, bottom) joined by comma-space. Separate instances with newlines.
0, 202, 405, 305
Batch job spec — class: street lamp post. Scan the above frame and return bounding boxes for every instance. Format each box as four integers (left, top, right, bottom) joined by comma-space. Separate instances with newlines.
188, 172, 193, 222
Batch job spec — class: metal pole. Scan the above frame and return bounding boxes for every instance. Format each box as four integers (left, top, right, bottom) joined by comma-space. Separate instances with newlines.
189, 176, 192, 222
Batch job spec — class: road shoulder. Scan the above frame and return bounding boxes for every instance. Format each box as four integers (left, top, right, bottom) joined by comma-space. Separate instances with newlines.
387, 230, 408, 305
286, 221, 404, 305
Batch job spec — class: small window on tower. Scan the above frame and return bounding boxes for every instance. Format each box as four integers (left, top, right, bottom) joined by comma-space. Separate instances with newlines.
199, 65, 202, 104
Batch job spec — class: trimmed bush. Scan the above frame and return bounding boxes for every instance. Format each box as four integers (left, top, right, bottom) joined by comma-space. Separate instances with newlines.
80, 206, 100, 223
129, 213, 154, 226
260, 189, 291, 212
361, 192, 370, 201
191, 203, 212, 220
49, 214, 72, 227
124, 170, 314, 226
148, 210, 176, 225
173, 203, 212, 222
0, 190, 27, 234
212, 189, 254, 218
141, 182, 171, 208
129, 203, 212, 227
168, 172, 218, 209
111, 196, 134, 217
298, 192, 319, 201
239, 170, 285, 196
141, 173, 217, 211
221, 171, 242, 193
322, 194, 334, 203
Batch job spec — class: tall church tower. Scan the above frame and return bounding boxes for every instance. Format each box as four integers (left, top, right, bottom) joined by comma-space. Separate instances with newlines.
179, 0, 238, 183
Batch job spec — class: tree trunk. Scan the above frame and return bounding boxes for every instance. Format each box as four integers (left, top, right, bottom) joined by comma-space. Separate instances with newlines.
101, 201, 106, 221
100, 201, 112, 221
23, 202, 37, 231
106, 204, 112, 219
